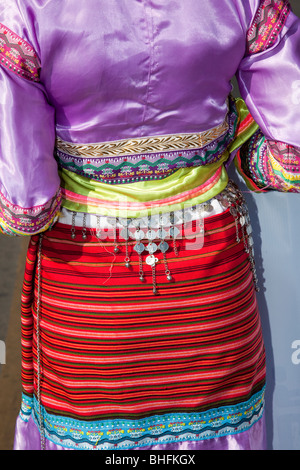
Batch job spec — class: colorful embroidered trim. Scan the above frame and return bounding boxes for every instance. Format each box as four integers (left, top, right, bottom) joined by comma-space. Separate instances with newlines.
19, 388, 265, 450
0, 188, 62, 235
227, 98, 259, 161
57, 119, 230, 158
246, 0, 291, 55
236, 130, 300, 192
55, 99, 239, 184
0, 23, 41, 82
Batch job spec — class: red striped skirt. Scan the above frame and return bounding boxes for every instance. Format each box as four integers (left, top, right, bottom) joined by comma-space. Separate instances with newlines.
19, 206, 266, 449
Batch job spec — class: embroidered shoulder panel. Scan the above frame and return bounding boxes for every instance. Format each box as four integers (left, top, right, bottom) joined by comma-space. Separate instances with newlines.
246, 0, 291, 55
0, 23, 41, 82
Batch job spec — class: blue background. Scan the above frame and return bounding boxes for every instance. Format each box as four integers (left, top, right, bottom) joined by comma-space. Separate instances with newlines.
229, 0, 300, 449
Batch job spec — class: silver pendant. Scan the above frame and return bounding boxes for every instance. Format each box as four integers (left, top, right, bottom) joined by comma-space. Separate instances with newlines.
159, 214, 171, 226
133, 229, 145, 241
106, 216, 117, 227
146, 242, 158, 254
159, 241, 169, 253
129, 218, 140, 228
118, 217, 131, 227
149, 215, 160, 228
183, 211, 193, 222
120, 228, 129, 240
170, 226, 180, 239
146, 255, 158, 266
158, 228, 167, 239
146, 229, 157, 241
134, 242, 145, 254
239, 215, 245, 226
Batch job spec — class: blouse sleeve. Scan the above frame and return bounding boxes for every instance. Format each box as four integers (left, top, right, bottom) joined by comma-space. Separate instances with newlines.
235, 0, 300, 192
0, 5, 61, 235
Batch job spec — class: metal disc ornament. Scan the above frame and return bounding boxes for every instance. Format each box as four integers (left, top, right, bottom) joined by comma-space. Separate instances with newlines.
146, 255, 158, 266
133, 242, 145, 254
159, 241, 169, 253
146, 242, 158, 254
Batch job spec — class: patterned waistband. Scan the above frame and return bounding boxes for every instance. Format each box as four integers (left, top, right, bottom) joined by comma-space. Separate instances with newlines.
55, 98, 239, 185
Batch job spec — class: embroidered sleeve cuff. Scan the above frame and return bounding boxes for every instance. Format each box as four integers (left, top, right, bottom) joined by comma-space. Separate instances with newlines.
235, 129, 300, 193
0, 188, 62, 236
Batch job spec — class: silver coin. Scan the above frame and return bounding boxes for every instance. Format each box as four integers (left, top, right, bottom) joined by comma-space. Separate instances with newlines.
133, 242, 145, 254
133, 229, 145, 240
146, 229, 157, 241
170, 226, 180, 238
129, 218, 141, 228
159, 241, 169, 253
118, 217, 131, 227
146, 255, 158, 266
106, 216, 117, 226
146, 242, 158, 254
183, 211, 193, 222
120, 228, 129, 240
139, 216, 149, 228
157, 228, 168, 239
149, 215, 160, 228
159, 214, 171, 226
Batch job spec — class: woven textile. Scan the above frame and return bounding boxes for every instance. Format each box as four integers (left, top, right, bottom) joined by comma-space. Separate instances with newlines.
235, 129, 300, 192
19, 208, 266, 449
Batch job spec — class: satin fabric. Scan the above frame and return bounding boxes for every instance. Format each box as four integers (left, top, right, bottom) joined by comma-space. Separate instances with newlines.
59, 165, 228, 217
13, 413, 267, 451
1, 0, 300, 213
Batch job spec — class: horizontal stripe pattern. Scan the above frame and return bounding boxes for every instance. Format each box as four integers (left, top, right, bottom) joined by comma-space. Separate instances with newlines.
21, 209, 265, 434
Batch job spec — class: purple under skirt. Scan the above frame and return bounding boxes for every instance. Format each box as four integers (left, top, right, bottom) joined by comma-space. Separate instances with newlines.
14, 414, 267, 451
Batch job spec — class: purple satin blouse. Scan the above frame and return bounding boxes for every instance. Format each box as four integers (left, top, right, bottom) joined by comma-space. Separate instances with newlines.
0, 0, 300, 233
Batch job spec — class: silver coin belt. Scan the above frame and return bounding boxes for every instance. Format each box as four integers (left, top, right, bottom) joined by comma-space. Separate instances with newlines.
64, 180, 259, 295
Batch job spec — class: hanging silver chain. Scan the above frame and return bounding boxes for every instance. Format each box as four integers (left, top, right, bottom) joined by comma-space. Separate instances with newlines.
36, 234, 46, 450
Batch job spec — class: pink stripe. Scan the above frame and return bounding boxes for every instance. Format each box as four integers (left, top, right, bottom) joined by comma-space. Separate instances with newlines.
41, 354, 262, 391
41, 373, 265, 415
39, 269, 253, 315
38, 286, 256, 341
40, 323, 261, 366
238, 114, 255, 134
